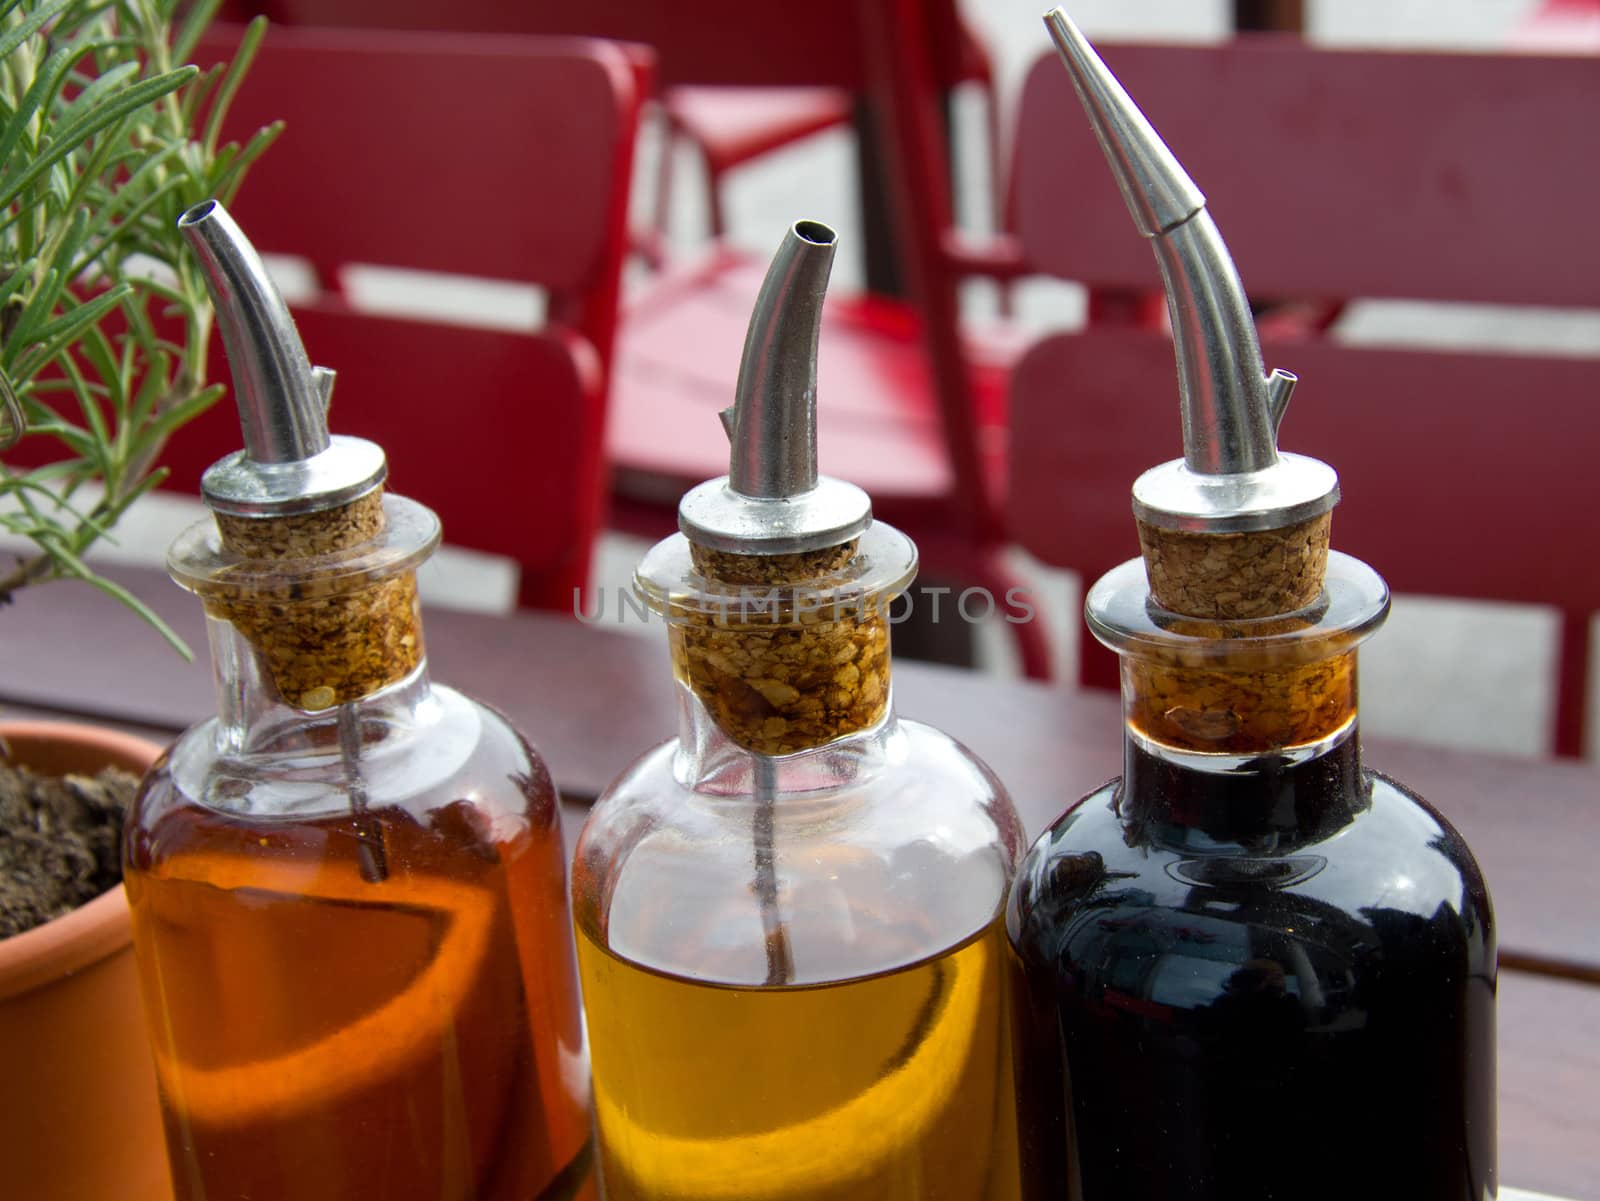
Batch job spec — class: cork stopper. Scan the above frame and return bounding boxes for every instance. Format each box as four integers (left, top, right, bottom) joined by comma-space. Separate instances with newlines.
1118, 514, 1348, 755
1137, 512, 1331, 620
1086, 551, 1388, 757
668, 541, 892, 757
203, 491, 425, 711
214, 491, 386, 559
1121, 632, 1355, 755
689, 543, 854, 586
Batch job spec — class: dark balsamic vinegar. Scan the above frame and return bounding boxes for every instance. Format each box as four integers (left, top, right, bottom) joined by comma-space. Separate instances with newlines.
1006, 738, 1496, 1200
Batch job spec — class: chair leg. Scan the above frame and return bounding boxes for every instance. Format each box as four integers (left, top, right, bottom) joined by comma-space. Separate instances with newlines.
1009, 594, 1054, 681
652, 108, 679, 250
983, 78, 1014, 320
1553, 609, 1591, 758
705, 158, 727, 240
966, 550, 1055, 682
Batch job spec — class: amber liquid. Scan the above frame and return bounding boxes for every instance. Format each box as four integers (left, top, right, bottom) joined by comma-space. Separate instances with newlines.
575, 918, 1019, 1201
125, 794, 592, 1201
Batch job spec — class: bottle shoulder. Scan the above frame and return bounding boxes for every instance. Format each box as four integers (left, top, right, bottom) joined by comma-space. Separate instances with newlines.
1008, 765, 1495, 977
574, 718, 1023, 988
136, 683, 553, 832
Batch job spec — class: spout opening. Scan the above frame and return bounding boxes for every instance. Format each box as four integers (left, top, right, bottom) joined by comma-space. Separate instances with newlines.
792, 220, 836, 247
178, 198, 219, 227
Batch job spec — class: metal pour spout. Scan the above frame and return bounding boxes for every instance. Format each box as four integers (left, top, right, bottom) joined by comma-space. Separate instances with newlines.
179, 199, 384, 517
1045, 7, 1295, 475
179, 199, 330, 464
1043, 7, 1336, 532
679, 220, 871, 554
722, 219, 835, 499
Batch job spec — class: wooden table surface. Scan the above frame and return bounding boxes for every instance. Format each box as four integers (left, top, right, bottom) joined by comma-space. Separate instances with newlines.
2, 565, 1596, 1198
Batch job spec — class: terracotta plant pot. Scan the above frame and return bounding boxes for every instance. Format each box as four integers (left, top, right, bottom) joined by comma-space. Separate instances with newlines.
0, 720, 172, 1201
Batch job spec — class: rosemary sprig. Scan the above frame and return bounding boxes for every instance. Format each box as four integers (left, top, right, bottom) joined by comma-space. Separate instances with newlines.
0, 0, 276, 655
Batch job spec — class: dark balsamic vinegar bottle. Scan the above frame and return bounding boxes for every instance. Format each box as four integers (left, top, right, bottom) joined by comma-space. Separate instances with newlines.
1006, 13, 1496, 1200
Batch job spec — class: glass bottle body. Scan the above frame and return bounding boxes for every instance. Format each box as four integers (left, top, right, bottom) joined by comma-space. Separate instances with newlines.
1006, 556, 1496, 1200
573, 688, 1027, 1201
124, 613, 593, 1201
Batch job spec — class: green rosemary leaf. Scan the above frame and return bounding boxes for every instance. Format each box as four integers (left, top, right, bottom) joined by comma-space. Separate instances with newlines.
210, 120, 282, 206
2, 265, 64, 364
53, 350, 113, 476
26, 530, 191, 658
76, 569, 192, 658
173, 0, 224, 61
0, 66, 197, 212
138, 380, 222, 446
13, 412, 96, 457
0, 1, 269, 649
126, 345, 172, 432
0, 40, 102, 176
15, 285, 127, 378
0, 0, 71, 66
200, 14, 266, 157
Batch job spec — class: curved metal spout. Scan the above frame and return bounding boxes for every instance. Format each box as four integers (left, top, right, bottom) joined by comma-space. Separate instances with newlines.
179, 199, 330, 464
1044, 7, 1294, 477
179, 199, 384, 518
678, 219, 870, 554
724, 219, 837, 499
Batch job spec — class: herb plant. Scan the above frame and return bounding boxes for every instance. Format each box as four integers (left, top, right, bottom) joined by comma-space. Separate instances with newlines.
0, 0, 274, 651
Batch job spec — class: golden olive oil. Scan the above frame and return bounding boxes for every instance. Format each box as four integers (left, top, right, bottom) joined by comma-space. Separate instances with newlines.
576, 918, 1020, 1201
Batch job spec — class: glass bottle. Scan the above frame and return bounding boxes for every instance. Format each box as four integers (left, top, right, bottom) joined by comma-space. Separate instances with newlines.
1007, 12, 1495, 1200
571, 221, 1026, 1201
1009, 557, 1496, 1198
122, 201, 592, 1201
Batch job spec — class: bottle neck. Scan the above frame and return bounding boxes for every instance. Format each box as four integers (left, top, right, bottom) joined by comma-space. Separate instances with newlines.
1120, 730, 1366, 851
1116, 649, 1366, 850
205, 569, 433, 755
671, 673, 900, 797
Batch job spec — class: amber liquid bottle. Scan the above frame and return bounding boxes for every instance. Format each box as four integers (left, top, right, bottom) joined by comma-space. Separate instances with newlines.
573, 530, 1023, 1201
572, 220, 1025, 1201
123, 200, 591, 1201
125, 496, 593, 1201
1006, 555, 1497, 1200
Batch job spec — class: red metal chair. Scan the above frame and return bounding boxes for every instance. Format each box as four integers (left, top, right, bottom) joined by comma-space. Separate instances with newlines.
606, 0, 1047, 673
1005, 38, 1600, 756
1514, 0, 1600, 51
231, 0, 1004, 254
230, 0, 1047, 676
165, 26, 650, 611
191, 24, 649, 388
655, 14, 1003, 250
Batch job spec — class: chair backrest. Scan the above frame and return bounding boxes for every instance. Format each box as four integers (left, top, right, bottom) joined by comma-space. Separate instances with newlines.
192, 24, 648, 372
1006, 39, 1600, 755
1013, 38, 1600, 308
239, 0, 976, 90
230, 0, 997, 534
165, 303, 607, 613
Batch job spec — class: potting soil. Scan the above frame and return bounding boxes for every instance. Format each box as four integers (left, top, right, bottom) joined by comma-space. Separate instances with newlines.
0, 748, 138, 937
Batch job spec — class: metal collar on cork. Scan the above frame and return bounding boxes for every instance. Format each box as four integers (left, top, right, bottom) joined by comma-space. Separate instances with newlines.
676, 220, 872, 556
179, 199, 385, 518
1044, 8, 1338, 535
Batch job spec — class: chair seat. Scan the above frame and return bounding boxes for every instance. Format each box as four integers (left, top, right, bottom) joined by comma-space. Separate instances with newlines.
664, 86, 853, 172
1514, 0, 1600, 50
608, 248, 1015, 517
